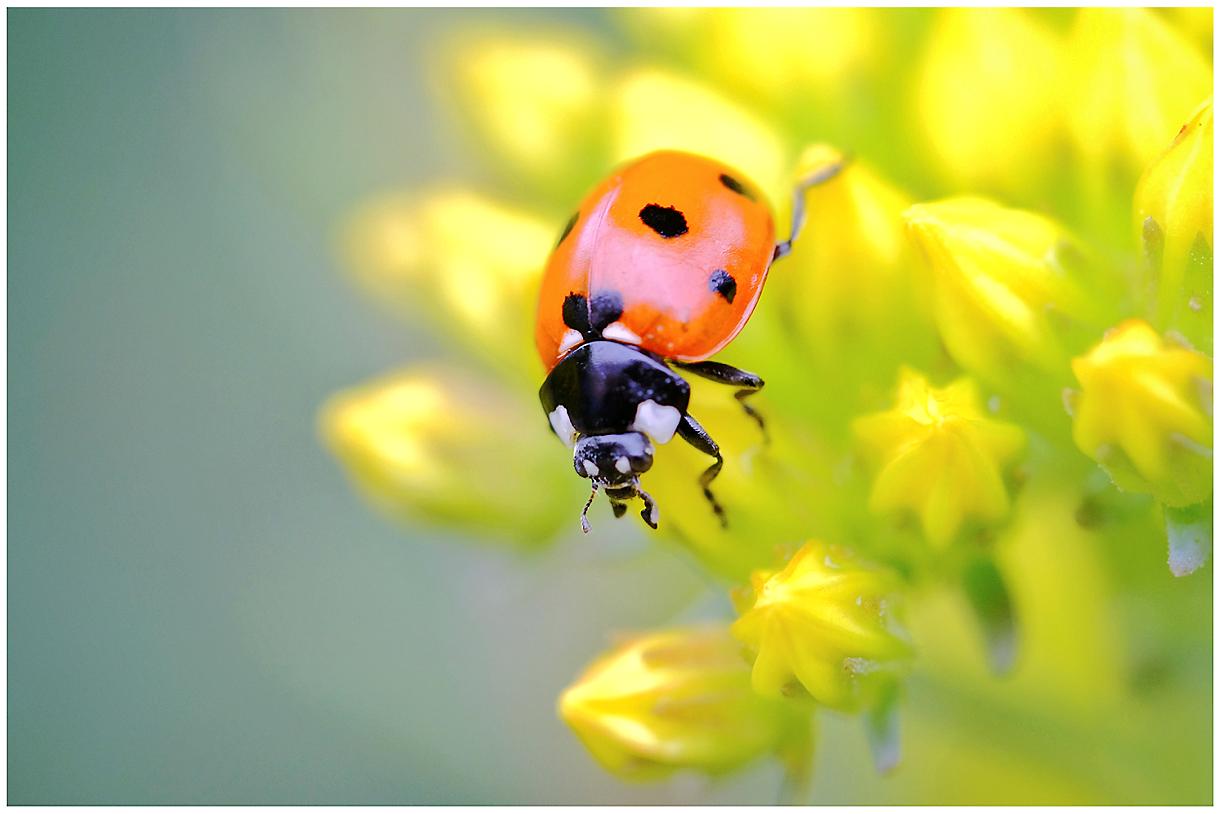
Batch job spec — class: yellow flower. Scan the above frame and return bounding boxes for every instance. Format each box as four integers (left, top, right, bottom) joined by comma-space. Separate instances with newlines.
853, 369, 1026, 546
1064, 9, 1212, 170
1134, 97, 1213, 345
1068, 320, 1213, 508
319, 367, 579, 546
731, 541, 909, 709
559, 626, 810, 781
904, 197, 1092, 386
913, 9, 1062, 192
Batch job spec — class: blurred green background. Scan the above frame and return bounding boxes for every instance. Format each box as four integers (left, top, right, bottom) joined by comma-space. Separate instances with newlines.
8, 9, 1212, 805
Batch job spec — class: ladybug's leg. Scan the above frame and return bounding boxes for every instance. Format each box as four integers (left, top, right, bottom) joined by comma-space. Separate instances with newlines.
676, 413, 728, 527
672, 360, 767, 442
773, 157, 848, 261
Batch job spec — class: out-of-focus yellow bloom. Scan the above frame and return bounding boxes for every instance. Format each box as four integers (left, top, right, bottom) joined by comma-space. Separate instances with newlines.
1064, 9, 1212, 169
905, 197, 1090, 385
853, 369, 1026, 547
703, 9, 876, 97
774, 144, 916, 354
1165, 7, 1214, 50
914, 9, 1062, 191
1068, 320, 1213, 508
319, 367, 576, 546
559, 626, 810, 781
616, 9, 877, 104
611, 68, 788, 197
343, 189, 554, 375
443, 36, 603, 189
731, 541, 909, 709
1134, 97, 1213, 342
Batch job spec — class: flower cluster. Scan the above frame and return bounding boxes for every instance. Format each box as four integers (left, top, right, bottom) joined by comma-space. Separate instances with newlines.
319, 9, 1212, 804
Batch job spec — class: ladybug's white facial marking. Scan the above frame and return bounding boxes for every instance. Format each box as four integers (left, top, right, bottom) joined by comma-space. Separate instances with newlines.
582, 459, 599, 477
558, 329, 583, 355
602, 321, 642, 345
548, 405, 578, 447
614, 456, 631, 474
631, 399, 681, 444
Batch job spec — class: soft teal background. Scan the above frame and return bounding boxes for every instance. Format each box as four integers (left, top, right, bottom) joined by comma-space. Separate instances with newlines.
6, 8, 786, 804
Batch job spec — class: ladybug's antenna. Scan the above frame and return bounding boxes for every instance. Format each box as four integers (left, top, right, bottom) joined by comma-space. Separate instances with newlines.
580, 483, 599, 534
773, 155, 850, 262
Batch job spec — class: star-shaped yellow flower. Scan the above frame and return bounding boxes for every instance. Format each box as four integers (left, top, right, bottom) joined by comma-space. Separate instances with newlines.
731, 541, 909, 710
1069, 320, 1213, 507
853, 368, 1026, 546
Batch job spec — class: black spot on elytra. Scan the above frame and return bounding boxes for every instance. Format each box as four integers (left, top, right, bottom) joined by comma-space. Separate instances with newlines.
588, 290, 624, 334
718, 173, 755, 200
709, 269, 737, 303
555, 211, 578, 248
562, 290, 624, 338
639, 204, 688, 238
563, 293, 591, 334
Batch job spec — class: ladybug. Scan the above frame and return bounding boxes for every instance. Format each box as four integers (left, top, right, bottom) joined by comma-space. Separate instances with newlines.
536, 150, 841, 532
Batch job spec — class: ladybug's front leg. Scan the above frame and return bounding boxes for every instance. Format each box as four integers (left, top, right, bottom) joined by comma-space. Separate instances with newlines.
672, 360, 767, 442
676, 413, 727, 528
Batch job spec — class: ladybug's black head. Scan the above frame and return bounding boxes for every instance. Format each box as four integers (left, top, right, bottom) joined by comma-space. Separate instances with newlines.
572, 432, 659, 532
573, 432, 654, 484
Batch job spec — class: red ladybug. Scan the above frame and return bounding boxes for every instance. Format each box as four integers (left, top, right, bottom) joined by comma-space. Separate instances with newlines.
537, 150, 840, 532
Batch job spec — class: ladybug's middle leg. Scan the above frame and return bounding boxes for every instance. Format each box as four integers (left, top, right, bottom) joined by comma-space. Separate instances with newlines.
672, 360, 768, 442
676, 413, 727, 528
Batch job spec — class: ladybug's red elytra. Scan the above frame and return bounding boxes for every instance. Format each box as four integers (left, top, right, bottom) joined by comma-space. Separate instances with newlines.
536, 150, 842, 532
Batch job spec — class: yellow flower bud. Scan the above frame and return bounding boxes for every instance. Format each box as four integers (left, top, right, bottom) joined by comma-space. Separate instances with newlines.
914, 9, 1063, 192
731, 541, 910, 709
1134, 97, 1213, 345
559, 626, 810, 780
1064, 9, 1212, 169
342, 189, 554, 376
319, 367, 578, 546
772, 145, 919, 357
904, 197, 1092, 385
441, 36, 604, 192
1069, 320, 1213, 507
853, 369, 1026, 546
